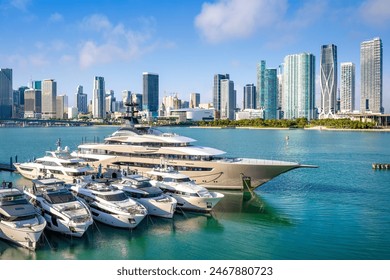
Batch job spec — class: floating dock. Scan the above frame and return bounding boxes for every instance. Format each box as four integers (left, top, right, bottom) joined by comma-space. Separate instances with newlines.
372, 163, 390, 170
0, 163, 16, 172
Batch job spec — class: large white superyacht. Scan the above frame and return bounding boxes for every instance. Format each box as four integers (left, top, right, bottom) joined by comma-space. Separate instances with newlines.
71, 103, 315, 190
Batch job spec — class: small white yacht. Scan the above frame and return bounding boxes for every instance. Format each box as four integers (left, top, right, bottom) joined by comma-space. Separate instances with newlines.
70, 180, 147, 229
0, 187, 46, 250
23, 178, 93, 237
147, 167, 224, 212
111, 174, 177, 219
14, 138, 94, 183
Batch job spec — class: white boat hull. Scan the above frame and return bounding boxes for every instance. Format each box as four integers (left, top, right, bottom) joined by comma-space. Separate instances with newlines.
0, 216, 46, 250
90, 208, 145, 229
168, 192, 224, 212
137, 198, 176, 219
42, 212, 93, 237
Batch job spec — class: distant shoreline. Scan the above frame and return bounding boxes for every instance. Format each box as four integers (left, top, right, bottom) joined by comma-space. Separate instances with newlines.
190, 125, 390, 132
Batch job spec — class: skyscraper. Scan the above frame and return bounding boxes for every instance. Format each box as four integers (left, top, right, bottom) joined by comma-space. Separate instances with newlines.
76, 85, 88, 114
213, 73, 229, 118
256, 61, 266, 109
142, 72, 159, 114
24, 88, 42, 118
56, 95, 68, 119
243, 84, 256, 109
0, 68, 13, 119
319, 44, 337, 118
41, 79, 57, 119
340, 62, 355, 113
220, 79, 235, 120
360, 37, 383, 114
189, 93, 200, 108
282, 53, 316, 120
263, 68, 277, 120
92, 76, 105, 118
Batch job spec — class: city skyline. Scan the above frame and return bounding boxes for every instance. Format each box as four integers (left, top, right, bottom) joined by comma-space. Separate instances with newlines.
0, 0, 389, 112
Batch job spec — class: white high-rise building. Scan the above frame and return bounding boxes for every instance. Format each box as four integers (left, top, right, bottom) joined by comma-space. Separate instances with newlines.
360, 37, 383, 114
41, 79, 57, 119
92, 76, 105, 118
220, 79, 235, 120
189, 93, 200, 108
319, 44, 337, 119
340, 62, 355, 113
282, 53, 316, 120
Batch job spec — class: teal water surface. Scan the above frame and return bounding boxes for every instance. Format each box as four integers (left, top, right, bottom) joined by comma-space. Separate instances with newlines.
0, 126, 389, 260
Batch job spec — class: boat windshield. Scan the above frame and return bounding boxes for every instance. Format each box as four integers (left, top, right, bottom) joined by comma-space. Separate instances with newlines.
98, 192, 128, 202
0, 194, 29, 206
163, 177, 191, 183
45, 190, 77, 204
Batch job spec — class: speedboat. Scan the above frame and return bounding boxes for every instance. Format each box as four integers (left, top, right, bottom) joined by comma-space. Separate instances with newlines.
0, 187, 46, 250
111, 174, 177, 218
69, 180, 147, 229
23, 178, 93, 237
147, 166, 224, 212
71, 103, 316, 190
14, 138, 94, 183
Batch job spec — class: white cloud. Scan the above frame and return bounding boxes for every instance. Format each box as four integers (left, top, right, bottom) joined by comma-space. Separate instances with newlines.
78, 14, 159, 68
194, 0, 287, 43
49, 12, 64, 23
360, 0, 390, 26
10, 0, 31, 11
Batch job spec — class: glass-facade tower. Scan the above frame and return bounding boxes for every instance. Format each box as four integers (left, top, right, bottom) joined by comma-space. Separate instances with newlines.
282, 53, 316, 120
319, 44, 337, 118
340, 62, 355, 113
360, 37, 383, 114
142, 72, 159, 113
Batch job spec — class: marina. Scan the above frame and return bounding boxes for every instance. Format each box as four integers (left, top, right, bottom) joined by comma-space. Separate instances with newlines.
0, 126, 390, 259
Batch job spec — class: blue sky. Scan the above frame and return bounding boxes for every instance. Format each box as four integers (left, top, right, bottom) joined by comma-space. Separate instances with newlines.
1, 0, 389, 112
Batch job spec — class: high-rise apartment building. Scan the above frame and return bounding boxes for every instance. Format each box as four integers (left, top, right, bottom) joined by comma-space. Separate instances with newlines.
282, 53, 316, 120
76, 85, 88, 114
41, 79, 57, 119
256, 61, 266, 109
257, 61, 278, 119
340, 62, 355, 113
277, 64, 284, 111
56, 95, 68, 119
360, 37, 383, 114
319, 44, 337, 118
92, 76, 105, 118
243, 84, 256, 109
190, 93, 200, 108
105, 90, 115, 113
213, 73, 229, 118
142, 72, 159, 114
24, 88, 42, 118
220, 79, 235, 120
0, 68, 13, 119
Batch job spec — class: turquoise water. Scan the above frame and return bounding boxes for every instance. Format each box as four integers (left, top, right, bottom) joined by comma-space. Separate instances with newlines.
0, 126, 390, 260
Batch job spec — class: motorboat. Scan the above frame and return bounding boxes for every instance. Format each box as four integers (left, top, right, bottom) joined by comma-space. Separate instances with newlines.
23, 178, 93, 237
69, 180, 147, 229
147, 166, 224, 212
71, 103, 316, 190
111, 173, 177, 218
14, 138, 94, 183
0, 187, 46, 250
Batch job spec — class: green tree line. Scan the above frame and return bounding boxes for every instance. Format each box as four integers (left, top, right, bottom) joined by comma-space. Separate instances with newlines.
195, 118, 376, 129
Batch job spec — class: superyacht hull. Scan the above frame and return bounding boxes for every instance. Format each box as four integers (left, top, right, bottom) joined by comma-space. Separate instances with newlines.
79, 154, 305, 190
